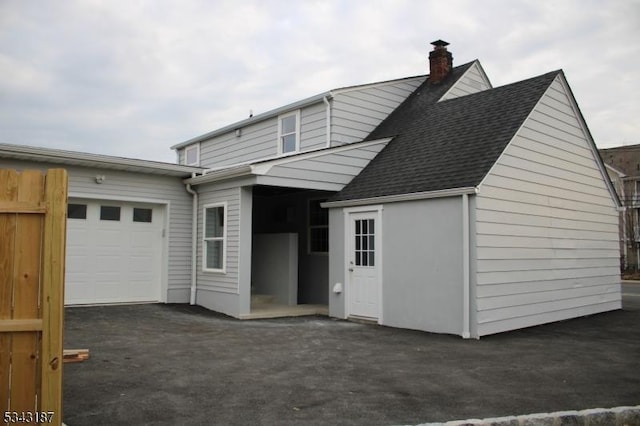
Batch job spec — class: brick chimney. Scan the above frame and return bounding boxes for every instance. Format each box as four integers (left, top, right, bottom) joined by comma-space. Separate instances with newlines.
429, 39, 453, 84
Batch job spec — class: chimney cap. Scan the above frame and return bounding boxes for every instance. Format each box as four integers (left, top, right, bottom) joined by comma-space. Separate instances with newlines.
431, 39, 449, 48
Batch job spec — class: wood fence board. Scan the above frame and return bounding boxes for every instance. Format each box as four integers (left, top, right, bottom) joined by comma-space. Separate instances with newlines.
11, 170, 44, 414
10, 333, 38, 412
0, 170, 18, 414
40, 169, 67, 420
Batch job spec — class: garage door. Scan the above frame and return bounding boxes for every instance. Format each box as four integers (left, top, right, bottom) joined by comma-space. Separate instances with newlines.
65, 199, 164, 305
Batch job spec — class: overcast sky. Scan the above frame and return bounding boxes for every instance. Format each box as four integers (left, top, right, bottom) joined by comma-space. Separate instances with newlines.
1, 0, 638, 163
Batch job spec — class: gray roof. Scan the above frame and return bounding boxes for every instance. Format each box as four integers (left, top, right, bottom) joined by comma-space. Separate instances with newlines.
330, 65, 561, 202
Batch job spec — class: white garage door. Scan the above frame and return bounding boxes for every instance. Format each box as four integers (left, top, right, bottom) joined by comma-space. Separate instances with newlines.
65, 199, 164, 305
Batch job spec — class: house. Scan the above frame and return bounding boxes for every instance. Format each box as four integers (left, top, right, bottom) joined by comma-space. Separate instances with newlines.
0, 40, 621, 338
599, 145, 640, 270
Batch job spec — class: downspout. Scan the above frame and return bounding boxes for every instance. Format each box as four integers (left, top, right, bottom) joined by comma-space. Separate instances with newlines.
185, 181, 198, 305
462, 193, 471, 339
323, 95, 331, 148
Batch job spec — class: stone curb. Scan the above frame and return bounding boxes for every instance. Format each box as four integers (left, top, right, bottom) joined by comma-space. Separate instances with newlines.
410, 405, 640, 426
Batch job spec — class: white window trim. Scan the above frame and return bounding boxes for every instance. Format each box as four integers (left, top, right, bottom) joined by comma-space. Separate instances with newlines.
202, 202, 227, 273
308, 197, 328, 255
277, 110, 301, 155
184, 143, 200, 166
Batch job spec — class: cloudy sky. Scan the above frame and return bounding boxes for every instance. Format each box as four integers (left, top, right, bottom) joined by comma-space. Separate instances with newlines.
1, 0, 638, 163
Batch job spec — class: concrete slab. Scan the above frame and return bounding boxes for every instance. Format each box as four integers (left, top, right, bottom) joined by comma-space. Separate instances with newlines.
63, 304, 640, 426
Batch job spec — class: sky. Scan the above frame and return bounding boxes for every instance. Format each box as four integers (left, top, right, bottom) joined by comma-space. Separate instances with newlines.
1, 0, 639, 163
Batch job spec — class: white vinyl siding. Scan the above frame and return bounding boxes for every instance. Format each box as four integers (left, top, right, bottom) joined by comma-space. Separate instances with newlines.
196, 185, 241, 293
440, 61, 491, 101
255, 139, 391, 191
192, 77, 424, 169
475, 75, 620, 336
199, 118, 279, 168
299, 102, 328, 151
331, 77, 425, 145
0, 158, 194, 303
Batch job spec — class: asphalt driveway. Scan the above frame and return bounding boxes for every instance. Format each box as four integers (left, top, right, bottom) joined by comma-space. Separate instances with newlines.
63, 303, 640, 426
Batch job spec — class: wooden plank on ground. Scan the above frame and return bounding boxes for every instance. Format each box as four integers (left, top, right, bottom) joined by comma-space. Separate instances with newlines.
63, 349, 89, 363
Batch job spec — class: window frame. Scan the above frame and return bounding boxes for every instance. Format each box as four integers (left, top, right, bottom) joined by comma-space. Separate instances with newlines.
184, 143, 200, 166
308, 198, 329, 255
202, 202, 227, 273
277, 110, 301, 155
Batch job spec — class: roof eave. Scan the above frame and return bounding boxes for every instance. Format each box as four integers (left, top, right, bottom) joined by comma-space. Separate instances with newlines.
170, 91, 331, 150
0, 143, 202, 176
322, 186, 478, 208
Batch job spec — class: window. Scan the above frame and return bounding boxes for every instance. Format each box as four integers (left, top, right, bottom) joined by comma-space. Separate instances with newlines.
67, 203, 87, 219
133, 208, 153, 223
354, 219, 375, 266
100, 205, 121, 221
308, 199, 328, 253
184, 144, 200, 166
278, 111, 300, 154
203, 203, 226, 272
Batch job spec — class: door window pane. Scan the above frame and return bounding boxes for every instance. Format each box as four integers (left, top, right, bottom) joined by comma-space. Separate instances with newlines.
354, 218, 375, 267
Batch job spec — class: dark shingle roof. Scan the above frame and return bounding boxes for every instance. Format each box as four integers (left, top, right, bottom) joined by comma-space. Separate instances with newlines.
330, 67, 561, 202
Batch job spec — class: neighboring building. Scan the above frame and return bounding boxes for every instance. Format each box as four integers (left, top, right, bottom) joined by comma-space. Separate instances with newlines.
600, 145, 640, 270
0, 40, 621, 338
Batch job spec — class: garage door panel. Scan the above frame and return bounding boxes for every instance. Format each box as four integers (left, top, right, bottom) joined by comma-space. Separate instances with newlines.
65, 200, 164, 305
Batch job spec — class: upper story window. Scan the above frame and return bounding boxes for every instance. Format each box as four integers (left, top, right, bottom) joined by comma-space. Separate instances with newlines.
184, 143, 200, 166
278, 111, 300, 155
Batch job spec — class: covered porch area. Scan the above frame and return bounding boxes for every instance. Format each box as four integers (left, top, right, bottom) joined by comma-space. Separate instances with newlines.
185, 138, 392, 319
244, 185, 334, 319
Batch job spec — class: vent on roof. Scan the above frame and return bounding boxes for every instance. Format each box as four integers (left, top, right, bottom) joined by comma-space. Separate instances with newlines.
429, 39, 453, 84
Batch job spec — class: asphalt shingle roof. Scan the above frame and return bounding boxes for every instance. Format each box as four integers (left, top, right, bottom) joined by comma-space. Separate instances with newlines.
331, 64, 561, 202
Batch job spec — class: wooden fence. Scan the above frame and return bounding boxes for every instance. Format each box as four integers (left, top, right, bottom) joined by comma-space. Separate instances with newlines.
1, 169, 67, 426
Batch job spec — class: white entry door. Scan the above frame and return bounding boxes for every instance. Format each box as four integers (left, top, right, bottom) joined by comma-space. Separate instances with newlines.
348, 211, 380, 320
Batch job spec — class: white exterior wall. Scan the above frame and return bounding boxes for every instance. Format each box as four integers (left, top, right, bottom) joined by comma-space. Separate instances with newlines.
0, 158, 193, 303
331, 77, 425, 145
183, 102, 327, 169
475, 76, 621, 336
195, 182, 243, 317
381, 198, 464, 334
257, 139, 391, 191
327, 197, 464, 335
440, 61, 491, 101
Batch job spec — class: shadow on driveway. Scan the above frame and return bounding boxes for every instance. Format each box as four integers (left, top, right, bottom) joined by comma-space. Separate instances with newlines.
63, 304, 640, 426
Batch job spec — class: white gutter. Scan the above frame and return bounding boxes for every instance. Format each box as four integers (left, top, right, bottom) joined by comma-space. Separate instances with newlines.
185, 164, 253, 185
324, 96, 331, 148
322, 186, 477, 209
462, 193, 471, 339
185, 181, 198, 305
